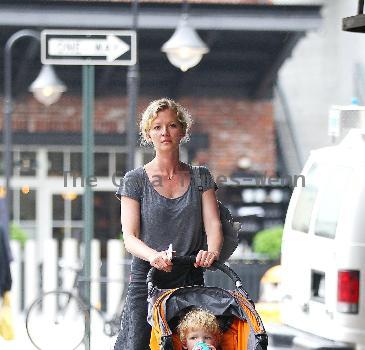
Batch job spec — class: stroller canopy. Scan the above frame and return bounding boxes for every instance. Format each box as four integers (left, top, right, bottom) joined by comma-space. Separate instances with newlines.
147, 257, 268, 350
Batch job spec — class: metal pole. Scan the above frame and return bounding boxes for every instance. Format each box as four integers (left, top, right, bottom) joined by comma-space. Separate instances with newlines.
82, 65, 94, 350
127, 0, 139, 171
358, 0, 364, 15
3, 29, 40, 242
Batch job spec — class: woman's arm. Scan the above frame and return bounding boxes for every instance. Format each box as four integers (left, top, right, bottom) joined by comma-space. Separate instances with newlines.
195, 188, 223, 268
120, 196, 172, 272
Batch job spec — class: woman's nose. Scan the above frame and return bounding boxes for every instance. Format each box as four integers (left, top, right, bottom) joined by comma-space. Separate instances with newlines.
161, 126, 169, 135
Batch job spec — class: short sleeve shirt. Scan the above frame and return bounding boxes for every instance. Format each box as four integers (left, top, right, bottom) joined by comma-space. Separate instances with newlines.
116, 165, 215, 256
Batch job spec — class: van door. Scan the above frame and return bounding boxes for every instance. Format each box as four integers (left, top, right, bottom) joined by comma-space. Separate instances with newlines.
307, 164, 353, 338
281, 161, 322, 330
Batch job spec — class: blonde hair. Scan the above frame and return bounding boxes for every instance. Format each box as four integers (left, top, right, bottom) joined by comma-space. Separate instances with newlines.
177, 309, 222, 344
139, 98, 193, 146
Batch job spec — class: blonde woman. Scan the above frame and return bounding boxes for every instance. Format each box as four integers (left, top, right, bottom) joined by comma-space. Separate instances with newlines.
114, 98, 223, 350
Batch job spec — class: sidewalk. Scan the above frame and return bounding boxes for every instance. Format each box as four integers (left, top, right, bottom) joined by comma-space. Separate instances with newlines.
0, 313, 118, 350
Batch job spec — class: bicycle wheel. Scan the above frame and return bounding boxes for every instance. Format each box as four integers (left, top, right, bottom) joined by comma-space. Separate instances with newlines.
26, 291, 88, 350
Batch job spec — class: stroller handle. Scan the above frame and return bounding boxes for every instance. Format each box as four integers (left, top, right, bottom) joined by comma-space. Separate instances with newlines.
146, 255, 243, 292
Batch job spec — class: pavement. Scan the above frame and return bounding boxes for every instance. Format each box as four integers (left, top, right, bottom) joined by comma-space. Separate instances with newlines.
0, 313, 118, 350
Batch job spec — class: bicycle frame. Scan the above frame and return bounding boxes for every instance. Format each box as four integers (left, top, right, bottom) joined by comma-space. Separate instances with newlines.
59, 259, 129, 335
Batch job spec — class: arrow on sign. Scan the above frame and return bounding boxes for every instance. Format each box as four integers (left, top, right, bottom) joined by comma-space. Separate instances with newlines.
48, 35, 130, 62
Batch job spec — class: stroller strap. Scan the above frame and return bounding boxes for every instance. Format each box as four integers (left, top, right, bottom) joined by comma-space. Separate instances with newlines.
230, 291, 266, 335
152, 288, 179, 336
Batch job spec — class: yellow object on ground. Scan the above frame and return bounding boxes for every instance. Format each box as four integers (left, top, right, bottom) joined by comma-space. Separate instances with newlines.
256, 302, 282, 325
260, 265, 282, 284
256, 265, 283, 325
0, 292, 15, 340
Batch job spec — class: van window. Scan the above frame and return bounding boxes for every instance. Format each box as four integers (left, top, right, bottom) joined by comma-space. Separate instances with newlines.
314, 166, 352, 238
292, 163, 320, 233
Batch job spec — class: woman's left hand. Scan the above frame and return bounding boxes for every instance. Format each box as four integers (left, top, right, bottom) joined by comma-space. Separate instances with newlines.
194, 250, 219, 268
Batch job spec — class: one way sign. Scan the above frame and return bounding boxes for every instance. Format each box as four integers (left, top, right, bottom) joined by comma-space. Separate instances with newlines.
41, 30, 137, 66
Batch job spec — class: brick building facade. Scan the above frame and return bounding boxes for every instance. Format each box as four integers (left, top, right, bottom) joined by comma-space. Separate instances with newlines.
3, 95, 275, 177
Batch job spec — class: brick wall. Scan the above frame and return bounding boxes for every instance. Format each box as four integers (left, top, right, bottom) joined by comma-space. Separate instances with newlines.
0, 95, 276, 177
182, 97, 275, 177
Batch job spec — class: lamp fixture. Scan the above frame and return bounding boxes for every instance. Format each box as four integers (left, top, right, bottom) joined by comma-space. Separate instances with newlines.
29, 65, 67, 106
343, 0, 365, 32
161, 15, 209, 72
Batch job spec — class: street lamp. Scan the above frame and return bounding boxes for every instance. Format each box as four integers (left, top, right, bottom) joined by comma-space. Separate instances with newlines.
29, 65, 67, 106
2, 29, 66, 240
161, 14, 209, 72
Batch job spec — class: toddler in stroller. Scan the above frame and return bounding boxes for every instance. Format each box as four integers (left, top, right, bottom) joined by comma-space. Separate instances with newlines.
177, 308, 222, 349
147, 256, 268, 350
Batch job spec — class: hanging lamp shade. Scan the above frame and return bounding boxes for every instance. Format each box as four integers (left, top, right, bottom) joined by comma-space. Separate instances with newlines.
29, 65, 67, 106
161, 17, 209, 72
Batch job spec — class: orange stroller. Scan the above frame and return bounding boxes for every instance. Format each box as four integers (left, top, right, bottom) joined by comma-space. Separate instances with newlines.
147, 256, 268, 350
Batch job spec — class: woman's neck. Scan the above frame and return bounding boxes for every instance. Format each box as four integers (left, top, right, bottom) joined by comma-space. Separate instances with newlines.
147, 153, 186, 181
152, 155, 181, 172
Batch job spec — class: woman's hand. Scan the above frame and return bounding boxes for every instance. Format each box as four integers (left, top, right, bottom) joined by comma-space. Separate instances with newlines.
149, 250, 173, 272
194, 250, 219, 268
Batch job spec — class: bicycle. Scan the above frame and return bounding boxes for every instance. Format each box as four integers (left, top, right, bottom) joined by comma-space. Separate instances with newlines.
25, 258, 130, 350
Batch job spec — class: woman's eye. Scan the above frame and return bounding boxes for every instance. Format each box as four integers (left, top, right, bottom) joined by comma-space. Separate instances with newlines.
153, 125, 160, 130
170, 123, 177, 128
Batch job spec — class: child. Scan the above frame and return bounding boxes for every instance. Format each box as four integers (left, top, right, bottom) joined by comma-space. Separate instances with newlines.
177, 308, 223, 350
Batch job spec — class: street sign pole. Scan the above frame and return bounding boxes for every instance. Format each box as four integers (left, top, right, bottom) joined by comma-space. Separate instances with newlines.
41, 28, 137, 349
82, 65, 94, 350
127, 0, 139, 172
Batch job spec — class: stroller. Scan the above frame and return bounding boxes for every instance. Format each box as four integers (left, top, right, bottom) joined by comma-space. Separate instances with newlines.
147, 256, 268, 350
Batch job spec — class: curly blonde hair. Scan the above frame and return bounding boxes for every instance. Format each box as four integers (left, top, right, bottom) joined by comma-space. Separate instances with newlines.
177, 308, 222, 344
139, 98, 193, 146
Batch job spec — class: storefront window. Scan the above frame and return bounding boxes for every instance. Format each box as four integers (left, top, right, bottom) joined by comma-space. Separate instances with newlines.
70, 152, 82, 177
52, 227, 65, 241
52, 193, 83, 240
53, 194, 65, 220
94, 192, 120, 240
19, 188, 36, 220
94, 153, 109, 177
0, 152, 3, 176
48, 152, 64, 176
115, 153, 127, 176
71, 195, 83, 221
19, 151, 36, 176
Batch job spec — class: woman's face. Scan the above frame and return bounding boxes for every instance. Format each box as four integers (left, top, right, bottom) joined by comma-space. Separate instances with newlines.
147, 108, 185, 150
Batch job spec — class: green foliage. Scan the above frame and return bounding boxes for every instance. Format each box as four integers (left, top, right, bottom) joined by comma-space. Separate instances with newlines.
252, 226, 283, 260
10, 223, 28, 248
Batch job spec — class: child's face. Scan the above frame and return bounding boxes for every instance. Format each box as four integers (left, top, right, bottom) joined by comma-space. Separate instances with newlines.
183, 328, 218, 350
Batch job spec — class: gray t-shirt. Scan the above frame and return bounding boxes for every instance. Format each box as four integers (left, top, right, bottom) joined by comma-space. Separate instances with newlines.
116, 164, 215, 256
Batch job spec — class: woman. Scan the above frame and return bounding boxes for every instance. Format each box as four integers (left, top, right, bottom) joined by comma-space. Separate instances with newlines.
114, 98, 223, 350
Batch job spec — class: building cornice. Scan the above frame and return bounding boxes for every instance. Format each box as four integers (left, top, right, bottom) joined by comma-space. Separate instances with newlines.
0, 3, 321, 32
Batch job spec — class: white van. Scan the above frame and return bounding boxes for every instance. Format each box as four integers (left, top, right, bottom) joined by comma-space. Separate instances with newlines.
280, 128, 365, 350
